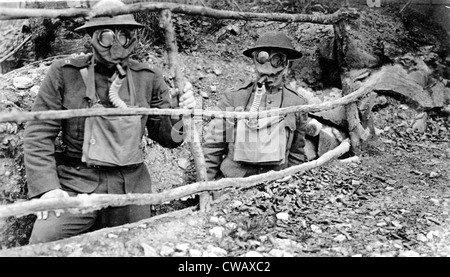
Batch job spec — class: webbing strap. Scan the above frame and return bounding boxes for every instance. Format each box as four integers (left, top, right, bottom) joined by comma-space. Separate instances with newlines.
79, 56, 136, 106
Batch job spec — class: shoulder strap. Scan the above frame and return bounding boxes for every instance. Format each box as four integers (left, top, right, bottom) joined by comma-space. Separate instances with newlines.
80, 55, 97, 104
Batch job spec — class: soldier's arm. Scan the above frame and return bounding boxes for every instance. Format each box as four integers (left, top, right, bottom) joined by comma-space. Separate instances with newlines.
23, 61, 63, 198
287, 111, 308, 166
146, 70, 185, 148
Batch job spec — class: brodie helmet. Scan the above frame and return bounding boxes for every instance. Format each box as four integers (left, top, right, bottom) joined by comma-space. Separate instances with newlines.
243, 31, 302, 60
75, 0, 143, 31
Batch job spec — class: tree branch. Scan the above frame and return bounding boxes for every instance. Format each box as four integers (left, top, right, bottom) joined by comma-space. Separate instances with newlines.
0, 35, 32, 64
0, 3, 359, 24
0, 73, 381, 123
159, 9, 208, 183
0, 139, 350, 218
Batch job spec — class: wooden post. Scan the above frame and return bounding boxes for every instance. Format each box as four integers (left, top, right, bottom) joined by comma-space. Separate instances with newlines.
159, 9, 211, 211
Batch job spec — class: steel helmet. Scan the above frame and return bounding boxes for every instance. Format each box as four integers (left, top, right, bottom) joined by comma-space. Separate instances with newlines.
75, 0, 143, 31
243, 31, 302, 60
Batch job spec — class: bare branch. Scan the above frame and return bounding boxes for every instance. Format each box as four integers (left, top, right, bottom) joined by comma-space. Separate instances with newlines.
0, 3, 359, 24
0, 139, 350, 218
0, 35, 32, 64
0, 73, 381, 123
159, 9, 208, 183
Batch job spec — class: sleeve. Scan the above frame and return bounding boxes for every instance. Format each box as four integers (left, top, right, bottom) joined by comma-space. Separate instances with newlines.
287, 111, 308, 167
202, 91, 234, 181
146, 70, 185, 148
23, 61, 63, 199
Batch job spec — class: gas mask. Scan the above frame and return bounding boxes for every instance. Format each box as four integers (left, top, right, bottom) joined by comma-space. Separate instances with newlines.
253, 50, 289, 89
90, 27, 138, 68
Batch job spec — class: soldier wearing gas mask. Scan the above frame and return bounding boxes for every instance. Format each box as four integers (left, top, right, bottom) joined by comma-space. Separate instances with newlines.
203, 31, 308, 181
23, 0, 195, 244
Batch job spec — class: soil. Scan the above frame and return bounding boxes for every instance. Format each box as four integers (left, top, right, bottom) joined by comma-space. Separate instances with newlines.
0, 1, 449, 256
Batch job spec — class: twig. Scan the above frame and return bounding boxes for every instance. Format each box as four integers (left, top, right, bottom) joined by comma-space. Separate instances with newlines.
0, 35, 32, 64
399, 0, 414, 15
231, 0, 243, 12
0, 140, 350, 218
0, 72, 381, 123
0, 4, 359, 24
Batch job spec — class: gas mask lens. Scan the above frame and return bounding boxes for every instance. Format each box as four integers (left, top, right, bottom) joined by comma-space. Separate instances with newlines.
254, 50, 287, 68
97, 28, 135, 48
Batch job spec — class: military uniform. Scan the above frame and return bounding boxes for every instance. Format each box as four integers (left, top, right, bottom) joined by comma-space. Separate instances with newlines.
24, 54, 184, 243
203, 81, 308, 181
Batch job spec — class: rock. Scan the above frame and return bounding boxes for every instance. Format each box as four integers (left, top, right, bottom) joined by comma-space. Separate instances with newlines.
444, 87, 450, 105
334, 234, 347, 242
175, 243, 190, 253
177, 158, 190, 170
140, 242, 159, 257
304, 138, 318, 161
269, 249, 285, 257
411, 112, 427, 133
276, 212, 289, 221
231, 200, 243, 208
217, 216, 227, 225
310, 224, 322, 233
398, 250, 420, 257
270, 238, 299, 250
209, 226, 225, 240
224, 222, 237, 230
417, 233, 428, 242
318, 127, 340, 156
30, 85, 40, 96
296, 86, 321, 104
160, 244, 175, 257
428, 80, 445, 107
209, 216, 219, 224
311, 88, 347, 127
12, 76, 33, 90
372, 60, 445, 108
375, 95, 388, 106
205, 245, 227, 257
339, 156, 361, 163
429, 171, 439, 178
244, 251, 264, 257
305, 118, 323, 137
199, 90, 210, 98
312, 106, 347, 128
188, 249, 202, 257
210, 85, 217, 92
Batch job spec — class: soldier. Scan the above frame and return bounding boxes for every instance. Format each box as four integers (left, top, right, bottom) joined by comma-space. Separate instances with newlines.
23, 0, 195, 244
203, 31, 308, 181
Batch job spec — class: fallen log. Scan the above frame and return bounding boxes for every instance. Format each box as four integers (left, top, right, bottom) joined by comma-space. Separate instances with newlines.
0, 139, 350, 218
0, 74, 380, 123
0, 3, 359, 24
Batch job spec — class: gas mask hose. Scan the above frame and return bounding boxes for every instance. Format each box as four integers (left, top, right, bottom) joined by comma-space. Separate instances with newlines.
108, 64, 128, 109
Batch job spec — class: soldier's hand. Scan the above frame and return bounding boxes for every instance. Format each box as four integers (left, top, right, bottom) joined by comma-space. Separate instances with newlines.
36, 189, 69, 220
176, 81, 196, 110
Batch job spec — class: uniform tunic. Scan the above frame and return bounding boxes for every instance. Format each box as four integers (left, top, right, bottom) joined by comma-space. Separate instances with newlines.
203, 81, 308, 181
23, 55, 184, 243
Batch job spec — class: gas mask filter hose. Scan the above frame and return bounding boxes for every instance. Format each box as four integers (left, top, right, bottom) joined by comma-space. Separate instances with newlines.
108, 64, 128, 109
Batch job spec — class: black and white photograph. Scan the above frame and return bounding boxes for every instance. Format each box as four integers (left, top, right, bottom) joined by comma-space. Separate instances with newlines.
0, 0, 449, 263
